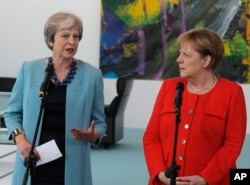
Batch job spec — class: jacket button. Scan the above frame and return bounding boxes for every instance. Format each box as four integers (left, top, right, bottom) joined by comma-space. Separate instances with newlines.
188, 110, 193, 114
179, 155, 184, 160
184, 124, 189, 129
181, 139, 186, 144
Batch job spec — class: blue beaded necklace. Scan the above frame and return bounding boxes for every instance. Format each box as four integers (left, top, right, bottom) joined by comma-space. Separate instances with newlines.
48, 57, 77, 86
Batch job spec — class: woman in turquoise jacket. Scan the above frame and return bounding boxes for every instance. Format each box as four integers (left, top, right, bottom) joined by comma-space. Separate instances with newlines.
4, 12, 106, 185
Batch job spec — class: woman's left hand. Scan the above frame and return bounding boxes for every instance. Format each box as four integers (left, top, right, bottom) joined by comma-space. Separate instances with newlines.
176, 175, 207, 185
70, 120, 100, 142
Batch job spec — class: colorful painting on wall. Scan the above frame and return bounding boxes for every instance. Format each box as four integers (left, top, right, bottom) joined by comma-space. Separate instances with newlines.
99, 0, 250, 83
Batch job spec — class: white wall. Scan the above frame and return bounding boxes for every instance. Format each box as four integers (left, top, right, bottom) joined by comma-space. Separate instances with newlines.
0, 0, 249, 133
0, 0, 101, 76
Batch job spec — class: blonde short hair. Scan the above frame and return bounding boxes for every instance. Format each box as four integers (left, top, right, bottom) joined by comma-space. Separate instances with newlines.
177, 28, 225, 72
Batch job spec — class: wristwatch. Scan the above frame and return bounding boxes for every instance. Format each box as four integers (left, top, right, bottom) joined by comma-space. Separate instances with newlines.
12, 128, 25, 144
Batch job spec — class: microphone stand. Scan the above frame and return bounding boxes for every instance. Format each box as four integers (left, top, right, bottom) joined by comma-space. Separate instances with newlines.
22, 65, 53, 185
164, 109, 181, 185
165, 82, 184, 185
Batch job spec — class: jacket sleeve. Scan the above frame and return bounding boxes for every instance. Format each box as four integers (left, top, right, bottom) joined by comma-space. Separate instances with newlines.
143, 81, 168, 185
4, 62, 25, 139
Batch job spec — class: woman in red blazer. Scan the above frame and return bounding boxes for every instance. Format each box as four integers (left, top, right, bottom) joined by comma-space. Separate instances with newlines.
143, 29, 247, 185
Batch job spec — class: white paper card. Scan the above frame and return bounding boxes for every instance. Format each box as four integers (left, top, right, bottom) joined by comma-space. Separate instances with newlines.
36, 139, 63, 166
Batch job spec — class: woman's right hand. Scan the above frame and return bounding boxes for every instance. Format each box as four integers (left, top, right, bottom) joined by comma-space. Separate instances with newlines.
15, 135, 40, 160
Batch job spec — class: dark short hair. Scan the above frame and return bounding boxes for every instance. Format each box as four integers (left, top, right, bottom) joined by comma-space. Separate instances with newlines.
177, 28, 225, 72
44, 12, 83, 50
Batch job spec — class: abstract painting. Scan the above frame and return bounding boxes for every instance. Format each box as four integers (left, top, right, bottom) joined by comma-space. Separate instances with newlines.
100, 0, 250, 83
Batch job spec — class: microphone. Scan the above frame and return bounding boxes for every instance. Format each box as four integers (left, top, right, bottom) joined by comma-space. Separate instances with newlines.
39, 64, 53, 98
174, 82, 184, 116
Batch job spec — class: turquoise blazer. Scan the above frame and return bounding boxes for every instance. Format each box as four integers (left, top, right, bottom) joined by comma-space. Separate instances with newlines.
4, 58, 107, 185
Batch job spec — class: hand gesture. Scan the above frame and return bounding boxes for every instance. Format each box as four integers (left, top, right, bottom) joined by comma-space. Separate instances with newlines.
70, 120, 100, 142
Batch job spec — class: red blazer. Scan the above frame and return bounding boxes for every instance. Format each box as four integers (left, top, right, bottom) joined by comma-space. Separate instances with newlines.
143, 77, 247, 185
